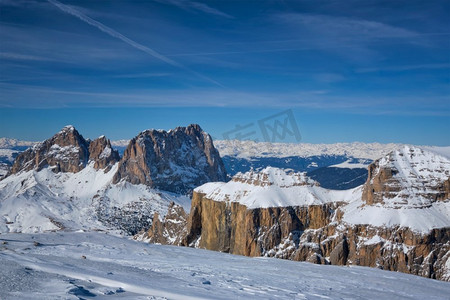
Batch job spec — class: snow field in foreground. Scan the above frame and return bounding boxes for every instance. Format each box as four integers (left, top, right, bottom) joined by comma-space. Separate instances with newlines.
1, 232, 449, 300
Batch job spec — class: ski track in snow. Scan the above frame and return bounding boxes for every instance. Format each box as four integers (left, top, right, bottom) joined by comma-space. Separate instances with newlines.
1, 232, 450, 300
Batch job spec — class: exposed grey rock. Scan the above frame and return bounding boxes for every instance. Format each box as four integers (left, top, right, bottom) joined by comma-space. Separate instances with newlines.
8, 126, 120, 175
88, 136, 120, 172
329, 239, 349, 265
113, 124, 227, 194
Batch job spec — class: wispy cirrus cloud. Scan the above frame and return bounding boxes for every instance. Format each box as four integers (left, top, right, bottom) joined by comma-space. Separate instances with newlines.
0, 0, 39, 7
0, 52, 55, 61
111, 72, 172, 78
276, 13, 417, 39
270, 13, 427, 62
46, 0, 181, 67
154, 0, 233, 19
46, 0, 222, 87
1, 82, 449, 117
356, 63, 450, 73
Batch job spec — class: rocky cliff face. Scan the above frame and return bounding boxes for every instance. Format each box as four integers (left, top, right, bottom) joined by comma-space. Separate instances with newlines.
9, 126, 90, 174
143, 150, 450, 281
183, 191, 339, 256
9, 126, 120, 175
113, 124, 227, 194
88, 136, 120, 172
179, 193, 449, 280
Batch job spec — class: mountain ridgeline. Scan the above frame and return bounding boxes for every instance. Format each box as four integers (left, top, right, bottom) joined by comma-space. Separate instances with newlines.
8, 124, 226, 195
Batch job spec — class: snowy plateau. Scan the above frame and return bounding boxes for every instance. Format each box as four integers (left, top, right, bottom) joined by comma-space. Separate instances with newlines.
1, 128, 450, 299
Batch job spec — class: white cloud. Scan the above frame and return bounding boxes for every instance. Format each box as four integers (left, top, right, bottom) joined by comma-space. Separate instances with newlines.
356, 63, 450, 73
154, 0, 233, 19
277, 13, 416, 39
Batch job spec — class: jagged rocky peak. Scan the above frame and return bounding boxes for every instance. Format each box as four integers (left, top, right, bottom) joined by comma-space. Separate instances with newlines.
113, 124, 227, 194
8, 126, 120, 175
88, 135, 120, 171
362, 145, 450, 207
232, 167, 318, 187
9, 125, 90, 174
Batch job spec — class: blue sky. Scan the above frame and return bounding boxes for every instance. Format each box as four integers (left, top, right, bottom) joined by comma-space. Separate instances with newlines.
0, 0, 449, 145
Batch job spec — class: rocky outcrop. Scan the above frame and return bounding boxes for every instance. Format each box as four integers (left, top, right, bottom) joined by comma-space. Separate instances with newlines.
178, 193, 450, 281
9, 126, 90, 174
113, 124, 227, 194
362, 146, 450, 206
88, 136, 120, 171
139, 202, 188, 245
8, 126, 120, 175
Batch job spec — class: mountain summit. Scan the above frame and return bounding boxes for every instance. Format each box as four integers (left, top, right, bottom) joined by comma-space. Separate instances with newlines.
113, 124, 227, 194
362, 145, 450, 207
9, 125, 119, 175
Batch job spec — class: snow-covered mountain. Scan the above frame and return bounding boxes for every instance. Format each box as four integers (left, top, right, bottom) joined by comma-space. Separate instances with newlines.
0, 124, 223, 234
362, 145, 450, 208
2, 127, 450, 281
0, 162, 189, 234
0, 137, 36, 148
145, 146, 450, 281
197, 167, 358, 209
1, 231, 449, 299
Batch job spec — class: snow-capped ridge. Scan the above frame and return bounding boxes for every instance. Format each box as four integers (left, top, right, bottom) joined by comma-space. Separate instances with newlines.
378, 145, 450, 183
362, 145, 450, 209
195, 167, 359, 209
61, 124, 75, 131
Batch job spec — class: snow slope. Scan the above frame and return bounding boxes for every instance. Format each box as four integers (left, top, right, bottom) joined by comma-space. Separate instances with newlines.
1, 232, 449, 300
341, 146, 450, 233
342, 199, 450, 233
371, 146, 450, 209
0, 163, 190, 234
421, 146, 450, 160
